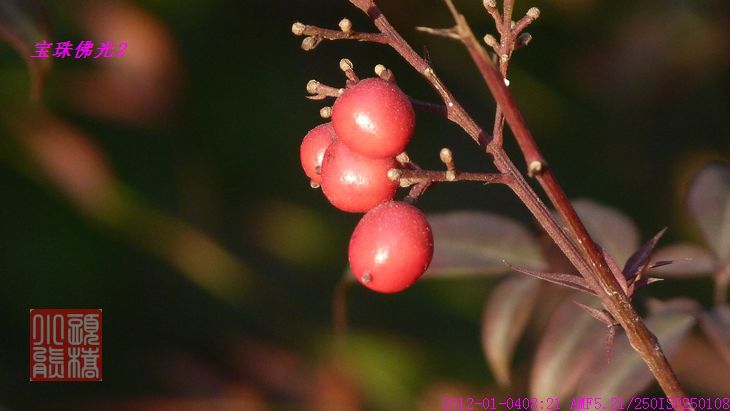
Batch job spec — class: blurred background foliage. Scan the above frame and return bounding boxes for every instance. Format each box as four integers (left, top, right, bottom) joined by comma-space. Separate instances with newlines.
0, 0, 728, 409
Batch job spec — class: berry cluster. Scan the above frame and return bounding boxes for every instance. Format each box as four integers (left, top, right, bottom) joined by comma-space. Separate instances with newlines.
299, 75, 433, 293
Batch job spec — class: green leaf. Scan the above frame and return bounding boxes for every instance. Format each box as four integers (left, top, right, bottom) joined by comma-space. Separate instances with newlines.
572, 199, 640, 265
424, 211, 546, 278
0, 0, 52, 100
576, 299, 698, 398
688, 162, 730, 262
482, 275, 542, 386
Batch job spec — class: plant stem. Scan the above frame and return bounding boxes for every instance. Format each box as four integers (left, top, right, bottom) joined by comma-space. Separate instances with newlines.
346, 0, 691, 405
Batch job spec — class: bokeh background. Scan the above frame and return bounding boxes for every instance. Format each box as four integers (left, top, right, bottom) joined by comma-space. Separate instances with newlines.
0, 0, 728, 409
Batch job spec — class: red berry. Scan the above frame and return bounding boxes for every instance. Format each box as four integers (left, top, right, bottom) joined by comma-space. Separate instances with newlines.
320, 139, 399, 213
349, 201, 433, 293
332, 78, 415, 159
300, 123, 336, 184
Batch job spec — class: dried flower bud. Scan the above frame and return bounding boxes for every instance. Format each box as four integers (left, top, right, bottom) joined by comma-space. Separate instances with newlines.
527, 7, 540, 20
339, 18, 352, 33
396, 152, 410, 165
374, 64, 387, 76
387, 168, 402, 181
483, 0, 497, 9
339, 58, 354, 72
439, 148, 453, 165
483, 34, 498, 48
320, 106, 332, 119
291, 22, 306, 36
301, 36, 320, 51
306, 79, 320, 94
517, 32, 533, 48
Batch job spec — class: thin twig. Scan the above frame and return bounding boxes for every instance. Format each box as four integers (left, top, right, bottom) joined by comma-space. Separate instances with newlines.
393, 168, 510, 185
435, 0, 692, 404
306, 79, 447, 117
298, 1, 691, 405
292, 22, 388, 45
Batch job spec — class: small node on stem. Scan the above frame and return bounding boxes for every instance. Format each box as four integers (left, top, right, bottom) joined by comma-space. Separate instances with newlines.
500, 54, 509, 62
504, 78, 511, 86
374, 64, 395, 82
483, 0, 497, 9
306, 79, 320, 94
528, 160, 545, 177
339, 58, 359, 83
483, 34, 498, 49
301, 36, 320, 51
517, 32, 533, 48
339, 58, 354, 72
387, 168, 403, 182
320, 106, 332, 119
439, 148, 454, 167
291, 22, 306, 36
440, 148, 456, 180
396, 152, 411, 165
527, 7, 541, 20
339, 18, 353, 33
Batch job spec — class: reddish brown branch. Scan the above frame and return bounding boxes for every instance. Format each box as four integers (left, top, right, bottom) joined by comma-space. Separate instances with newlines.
297, 1, 691, 404
306, 79, 447, 116
292, 22, 388, 47
438, 1, 692, 405
392, 168, 510, 185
